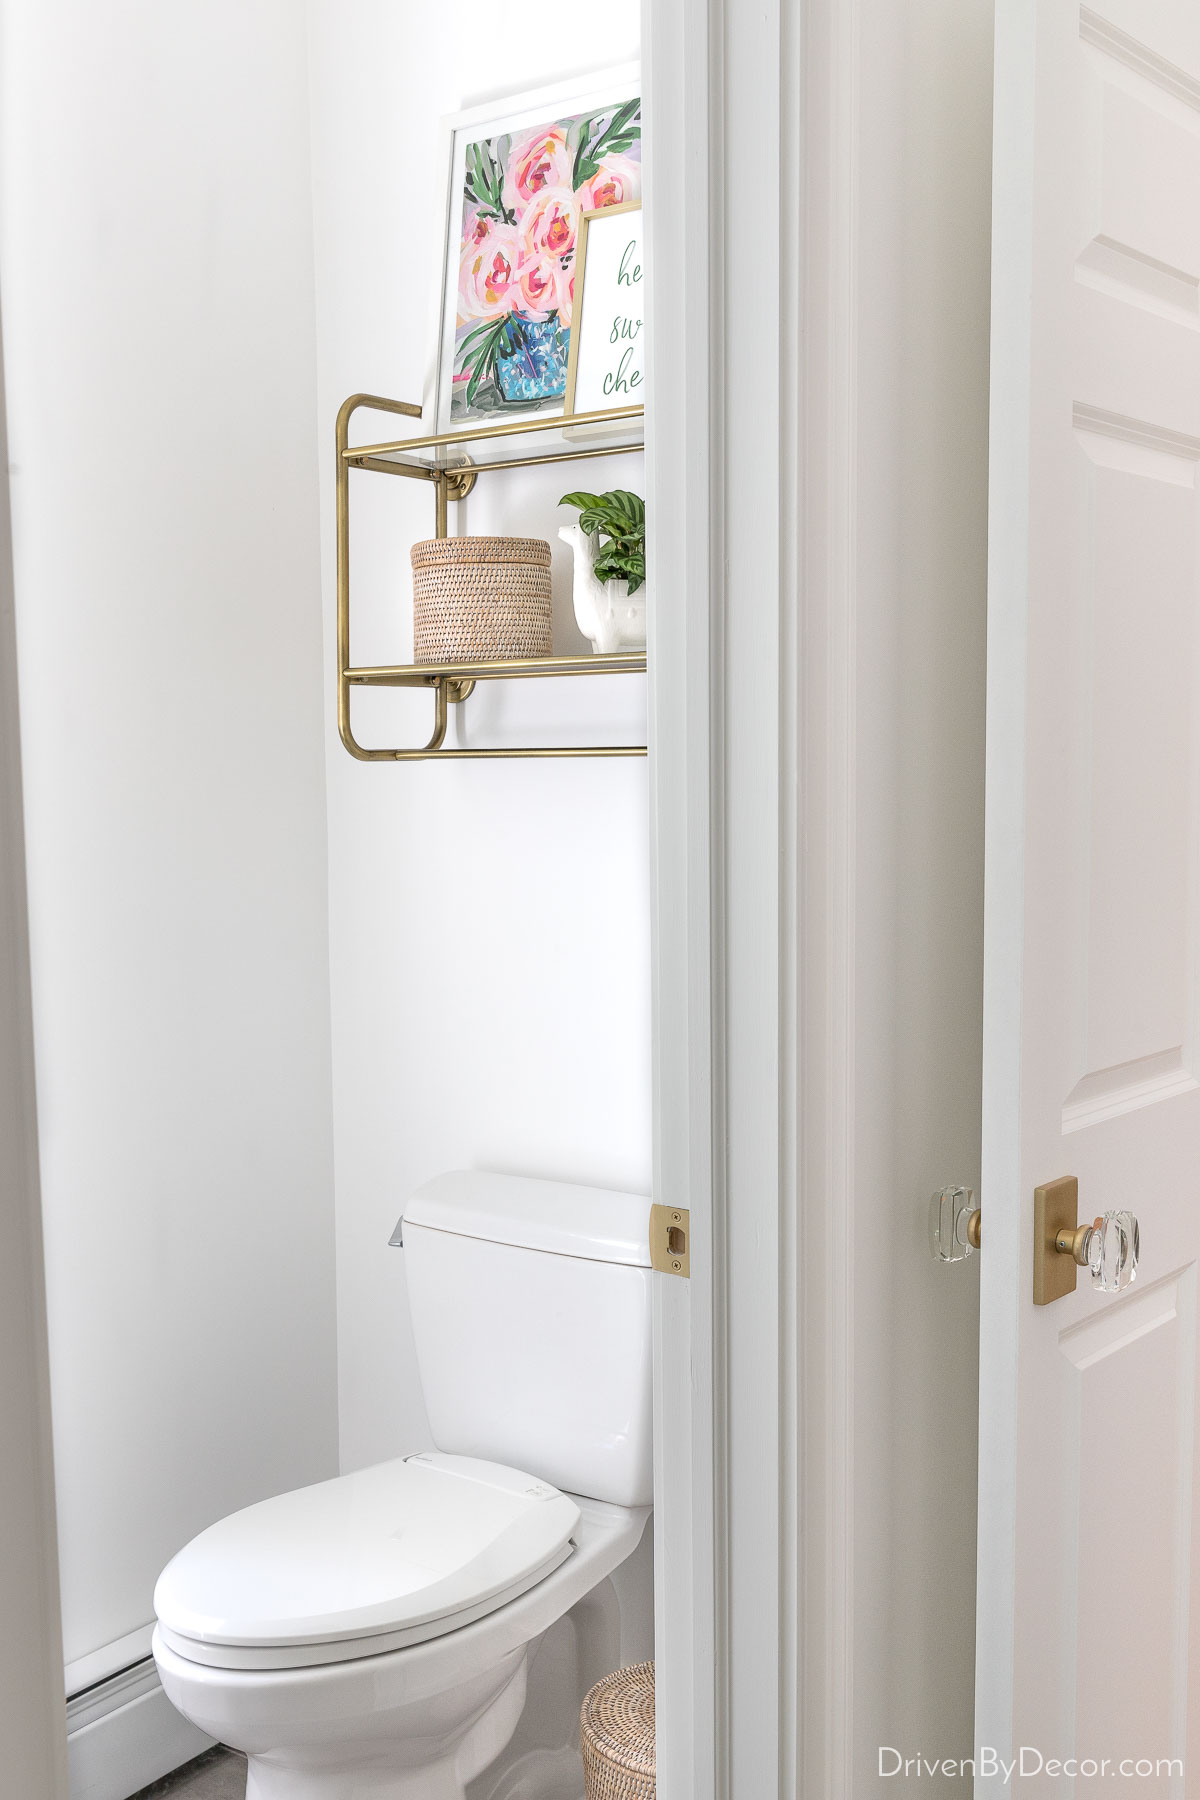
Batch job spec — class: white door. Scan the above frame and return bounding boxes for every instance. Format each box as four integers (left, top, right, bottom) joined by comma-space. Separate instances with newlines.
979, 0, 1200, 1792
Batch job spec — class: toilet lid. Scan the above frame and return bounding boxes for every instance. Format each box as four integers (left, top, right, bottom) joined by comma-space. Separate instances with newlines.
153, 1453, 580, 1657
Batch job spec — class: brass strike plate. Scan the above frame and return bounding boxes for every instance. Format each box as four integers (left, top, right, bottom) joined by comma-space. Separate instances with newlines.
649, 1204, 690, 1277
1034, 1175, 1079, 1306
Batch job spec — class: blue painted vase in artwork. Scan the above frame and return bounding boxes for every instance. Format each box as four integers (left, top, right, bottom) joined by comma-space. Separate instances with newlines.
496, 316, 569, 402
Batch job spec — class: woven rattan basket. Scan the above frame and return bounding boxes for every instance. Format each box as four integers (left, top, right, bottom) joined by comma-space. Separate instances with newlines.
410, 535, 552, 664
581, 1661, 655, 1800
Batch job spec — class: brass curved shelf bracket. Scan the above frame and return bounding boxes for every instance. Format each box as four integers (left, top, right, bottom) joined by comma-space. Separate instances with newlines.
424, 682, 449, 754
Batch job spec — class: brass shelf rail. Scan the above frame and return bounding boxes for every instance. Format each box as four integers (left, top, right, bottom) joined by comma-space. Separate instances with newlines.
336, 392, 646, 762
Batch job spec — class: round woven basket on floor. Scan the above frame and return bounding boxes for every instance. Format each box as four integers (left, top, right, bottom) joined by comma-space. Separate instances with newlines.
581, 1661, 655, 1800
410, 535, 552, 664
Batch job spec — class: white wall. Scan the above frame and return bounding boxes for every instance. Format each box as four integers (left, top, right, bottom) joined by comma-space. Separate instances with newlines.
0, 0, 339, 1680
305, 0, 650, 1473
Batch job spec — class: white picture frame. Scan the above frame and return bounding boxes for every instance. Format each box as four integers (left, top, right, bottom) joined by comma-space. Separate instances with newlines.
425, 65, 642, 437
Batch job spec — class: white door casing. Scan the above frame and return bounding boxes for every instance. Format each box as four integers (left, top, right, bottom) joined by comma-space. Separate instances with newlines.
645, 0, 813, 1793
645, 0, 797, 1792
980, 0, 1200, 1789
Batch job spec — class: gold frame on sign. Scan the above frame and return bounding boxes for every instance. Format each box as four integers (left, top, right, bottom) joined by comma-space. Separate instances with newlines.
562, 200, 644, 419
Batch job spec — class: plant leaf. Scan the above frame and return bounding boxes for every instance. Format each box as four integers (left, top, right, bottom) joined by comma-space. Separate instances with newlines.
454, 316, 509, 374
594, 539, 645, 595
576, 99, 641, 183
561, 487, 645, 556
566, 113, 595, 167
455, 317, 503, 360
570, 111, 604, 187
483, 140, 502, 206
466, 143, 487, 206
465, 137, 511, 221
605, 491, 643, 527
465, 327, 504, 408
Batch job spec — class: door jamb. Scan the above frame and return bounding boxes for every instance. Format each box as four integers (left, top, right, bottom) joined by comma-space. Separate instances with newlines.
646, 1, 860, 1794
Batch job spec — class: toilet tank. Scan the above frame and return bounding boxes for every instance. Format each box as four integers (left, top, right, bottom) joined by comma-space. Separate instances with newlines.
400, 1171, 653, 1508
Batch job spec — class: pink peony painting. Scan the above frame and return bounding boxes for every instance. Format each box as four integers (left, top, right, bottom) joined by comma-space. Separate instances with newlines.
451, 98, 641, 421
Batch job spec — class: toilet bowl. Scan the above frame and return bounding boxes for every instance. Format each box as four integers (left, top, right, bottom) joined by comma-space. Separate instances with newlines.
154, 1468, 648, 1800
153, 1173, 655, 1800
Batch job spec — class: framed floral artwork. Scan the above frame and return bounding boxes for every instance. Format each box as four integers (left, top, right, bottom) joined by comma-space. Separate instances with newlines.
428, 67, 642, 434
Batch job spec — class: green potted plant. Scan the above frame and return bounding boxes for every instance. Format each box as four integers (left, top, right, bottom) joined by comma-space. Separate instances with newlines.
558, 489, 647, 654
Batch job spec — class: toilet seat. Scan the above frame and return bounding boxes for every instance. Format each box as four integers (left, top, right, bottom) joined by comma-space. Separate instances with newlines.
153, 1452, 580, 1672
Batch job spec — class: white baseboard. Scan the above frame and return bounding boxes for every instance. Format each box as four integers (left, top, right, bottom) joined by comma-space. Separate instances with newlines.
67, 1657, 213, 1800
66, 1623, 157, 1697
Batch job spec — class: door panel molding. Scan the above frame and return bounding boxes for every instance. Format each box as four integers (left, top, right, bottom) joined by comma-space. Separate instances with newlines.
1079, 7, 1200, 109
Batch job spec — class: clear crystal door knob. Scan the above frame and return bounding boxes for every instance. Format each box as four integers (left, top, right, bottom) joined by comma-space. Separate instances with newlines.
1054, 1208, 1139, 1292
929, 1186, 981, 1263
1086, 1209, 1139, 1292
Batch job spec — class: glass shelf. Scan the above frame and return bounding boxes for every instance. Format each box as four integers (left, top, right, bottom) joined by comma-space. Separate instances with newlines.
342, 401, 644, 479
346, 651, 646, 688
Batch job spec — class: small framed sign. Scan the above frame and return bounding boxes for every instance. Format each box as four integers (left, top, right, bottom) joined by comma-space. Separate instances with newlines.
563, 201, 645, 417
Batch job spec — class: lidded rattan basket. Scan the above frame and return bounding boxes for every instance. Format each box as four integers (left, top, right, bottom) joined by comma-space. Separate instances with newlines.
581, 1661, 655, 1800
410, 535, 552, 664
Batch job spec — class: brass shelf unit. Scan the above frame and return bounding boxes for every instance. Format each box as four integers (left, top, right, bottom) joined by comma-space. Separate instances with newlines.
336, 393, 647, 761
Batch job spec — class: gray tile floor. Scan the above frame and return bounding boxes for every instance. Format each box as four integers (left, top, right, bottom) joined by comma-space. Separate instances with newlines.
129, 1747, 247, 1800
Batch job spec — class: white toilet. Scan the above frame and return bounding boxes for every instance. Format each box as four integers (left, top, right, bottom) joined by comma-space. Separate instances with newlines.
151, 1172, 653, 1800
